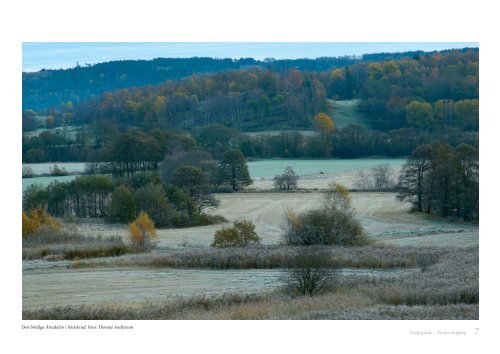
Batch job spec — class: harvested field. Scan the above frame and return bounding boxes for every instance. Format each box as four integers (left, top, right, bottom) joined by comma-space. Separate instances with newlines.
23, 246, 478, 319
70, 192, 478, 249
22, 266, 419, 311
22, 191, 479, 319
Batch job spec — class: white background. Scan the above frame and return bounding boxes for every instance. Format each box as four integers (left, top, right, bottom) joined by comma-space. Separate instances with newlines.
0, 0, 496, 352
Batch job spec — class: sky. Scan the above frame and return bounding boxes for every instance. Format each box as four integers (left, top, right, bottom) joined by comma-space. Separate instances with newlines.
22, 42, 478, 72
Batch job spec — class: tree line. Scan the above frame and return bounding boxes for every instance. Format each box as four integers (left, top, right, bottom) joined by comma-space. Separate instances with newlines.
23, 137, 255, 226
397, 142, 479, 221
23, 119, 478, 164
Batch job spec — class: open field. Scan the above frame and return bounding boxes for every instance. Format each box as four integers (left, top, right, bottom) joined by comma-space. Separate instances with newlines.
328, 99, 372, 129
23, 246, 478, 319
21, 158, 405, 192
68, 192, 478, 249
22, 191, 478, 318
22, 162, 87, 175
247, 158, 405, 181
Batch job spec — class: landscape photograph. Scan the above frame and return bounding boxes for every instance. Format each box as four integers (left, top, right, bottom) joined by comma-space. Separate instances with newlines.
20, 41, 480, 321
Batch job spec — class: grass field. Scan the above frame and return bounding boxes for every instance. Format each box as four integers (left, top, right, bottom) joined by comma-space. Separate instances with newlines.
328, 99, 372, 129
22, 189, 479, 319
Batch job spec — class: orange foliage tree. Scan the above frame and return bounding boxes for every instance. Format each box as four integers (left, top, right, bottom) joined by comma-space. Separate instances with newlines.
313, 112, 335, 156
128, 212, 157, 251
22, 207, 61, 237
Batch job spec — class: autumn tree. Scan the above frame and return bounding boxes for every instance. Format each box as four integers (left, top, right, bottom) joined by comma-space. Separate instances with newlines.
313, 112, 335, 156
22, 207, 61, 237
128, 212, 157, 251
217, 149, 252, 191
211, 220, 261, 248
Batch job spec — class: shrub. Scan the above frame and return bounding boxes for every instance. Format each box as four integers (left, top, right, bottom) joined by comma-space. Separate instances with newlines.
22, 207, 62, 237
128, 212, 157, 252
282, 250, 337, 296
284, 208, 367, 246
211, 220, 261, 248
284, 183, 369, 246
49, 164, 68, 176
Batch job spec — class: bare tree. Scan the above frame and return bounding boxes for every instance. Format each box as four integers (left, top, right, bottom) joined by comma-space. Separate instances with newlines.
354, 164, 396, 190
282, 250, 338, 296
273, 166, 298, 190
372, 163, 396, 189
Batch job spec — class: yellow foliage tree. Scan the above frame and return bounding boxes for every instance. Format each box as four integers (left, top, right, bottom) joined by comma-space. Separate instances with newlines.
128, 212, 157, 251
313, 112, 335, 156
22, 207, 61, 237
324, 182, 352, 209
313, 112, 335, 133
211, 220, 261, 248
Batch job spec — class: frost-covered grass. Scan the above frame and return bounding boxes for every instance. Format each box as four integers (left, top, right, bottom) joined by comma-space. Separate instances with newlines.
247, 158, 406, 180
23, 245, 478, 320
23, 231, 132, 260
69, 244, 447, 270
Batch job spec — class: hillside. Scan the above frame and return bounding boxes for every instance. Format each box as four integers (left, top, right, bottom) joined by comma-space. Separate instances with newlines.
22, 56, 359, 111
22, 47, 478, 112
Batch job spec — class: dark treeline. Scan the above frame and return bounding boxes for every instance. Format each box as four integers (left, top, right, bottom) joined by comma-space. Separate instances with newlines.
240, 126, 478, 159
397, 142, 479, 221
22, 171, 224, 228
22, 121, 479, 164
187, 123, 477, 160
22, 123, 195, 163
360, 47, 476, 62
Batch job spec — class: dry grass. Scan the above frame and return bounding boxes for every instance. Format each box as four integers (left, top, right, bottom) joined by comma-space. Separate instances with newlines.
69, 244, 447, 270
23, 232, 132, 260
24, 245, 478, 320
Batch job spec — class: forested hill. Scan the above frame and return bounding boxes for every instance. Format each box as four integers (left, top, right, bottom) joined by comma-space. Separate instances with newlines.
22, 56, 359, 110
22, 47, 477, 111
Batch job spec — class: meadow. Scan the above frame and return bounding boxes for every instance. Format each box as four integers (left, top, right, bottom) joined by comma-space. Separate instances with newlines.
22, 189, 479, 319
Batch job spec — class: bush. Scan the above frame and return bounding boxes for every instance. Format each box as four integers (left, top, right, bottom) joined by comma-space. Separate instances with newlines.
22, 207, 62, 237
49, 164, 68, 176
273, 166, 298, 190
211, 220, 261, 248
22, 166, 34, 178
283, 183, 369, 246
282, 250, 337, 296
128, 212, 157, 252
